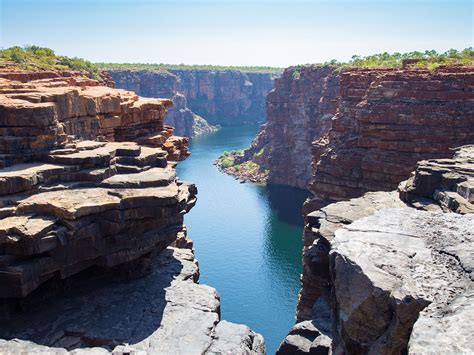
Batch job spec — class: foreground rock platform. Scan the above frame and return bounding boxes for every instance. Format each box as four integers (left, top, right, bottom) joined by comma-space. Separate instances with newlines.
0, 247, 265, 354
331, 208, 473, 354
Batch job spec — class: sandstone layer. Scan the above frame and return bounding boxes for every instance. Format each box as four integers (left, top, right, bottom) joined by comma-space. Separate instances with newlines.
108, 69, 217, 137
309, 65, 474, 205
0, 68, 265, 354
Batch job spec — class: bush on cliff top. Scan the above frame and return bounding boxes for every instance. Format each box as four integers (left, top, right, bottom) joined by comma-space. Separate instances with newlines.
291, 48, 474, 75
0, 45, 101, 79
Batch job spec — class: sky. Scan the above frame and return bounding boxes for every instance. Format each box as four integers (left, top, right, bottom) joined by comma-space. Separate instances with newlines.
0, 0, 472, 67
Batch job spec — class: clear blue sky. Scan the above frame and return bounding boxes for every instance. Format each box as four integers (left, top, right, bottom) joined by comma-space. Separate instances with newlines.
1, 0, 472, 67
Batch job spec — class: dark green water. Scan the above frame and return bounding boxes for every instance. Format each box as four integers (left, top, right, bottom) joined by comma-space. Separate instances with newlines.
176, 125, 309, 354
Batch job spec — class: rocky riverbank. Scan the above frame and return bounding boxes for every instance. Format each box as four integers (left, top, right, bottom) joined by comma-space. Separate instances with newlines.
0, 66, 265, 354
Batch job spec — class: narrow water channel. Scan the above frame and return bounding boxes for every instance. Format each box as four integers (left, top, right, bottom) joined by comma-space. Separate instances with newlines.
176, 125, 309, 353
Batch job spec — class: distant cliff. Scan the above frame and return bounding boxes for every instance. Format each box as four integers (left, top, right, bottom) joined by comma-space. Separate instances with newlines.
171, 69, 276, 125
109, 69, 277, 136
108, 69, 216, 137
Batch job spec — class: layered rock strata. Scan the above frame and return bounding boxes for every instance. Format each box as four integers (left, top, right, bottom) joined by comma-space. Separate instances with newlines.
0, 69, 265, 354
108, 69, 216, 137
309, 66, 474, 205
279, 146, 474, 354
399, 145, 474, 214
0, 72, 190, 166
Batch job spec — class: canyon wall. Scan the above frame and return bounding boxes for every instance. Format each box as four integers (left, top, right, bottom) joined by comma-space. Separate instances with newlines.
279, 146, 473, 354
217, 66, 339, 188
265, 66, 340, 188
298, 65, 474, 320
109, 69, 277, 137
172, 69, 276, 126
0, 68, 265, 354
107, 69, 215, 137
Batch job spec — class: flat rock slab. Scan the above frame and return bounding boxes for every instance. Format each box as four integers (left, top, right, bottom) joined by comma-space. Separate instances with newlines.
0, 247, 265, 355
330, 207, 473, 354
101, 167, 175, 188
16, 184, 179, 220
0, 163, 65, 194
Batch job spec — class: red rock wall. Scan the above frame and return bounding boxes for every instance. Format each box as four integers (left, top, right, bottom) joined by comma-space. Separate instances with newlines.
310, 66, 474, 204
263, 66, 340, 189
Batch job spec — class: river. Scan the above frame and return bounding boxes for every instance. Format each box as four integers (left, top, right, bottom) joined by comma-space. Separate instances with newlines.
176, 125, 309, 353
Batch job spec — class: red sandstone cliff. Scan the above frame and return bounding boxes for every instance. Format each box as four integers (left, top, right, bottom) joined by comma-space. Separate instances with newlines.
273, 64, 474, 355
0, 67, 265, 354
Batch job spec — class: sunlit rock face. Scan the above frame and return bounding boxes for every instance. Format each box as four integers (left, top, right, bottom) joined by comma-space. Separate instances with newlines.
0, 68, 265, 354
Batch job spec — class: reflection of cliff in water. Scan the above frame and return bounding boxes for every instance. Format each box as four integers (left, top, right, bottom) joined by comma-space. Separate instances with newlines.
256, 184, 309, 293
262, 184, 310, 226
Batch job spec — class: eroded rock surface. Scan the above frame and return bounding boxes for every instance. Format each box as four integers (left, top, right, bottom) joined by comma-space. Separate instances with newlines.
400, 144, 474, 214
0, 70, 189, 165
280, 147, 474, 354
330, 208, 473, 354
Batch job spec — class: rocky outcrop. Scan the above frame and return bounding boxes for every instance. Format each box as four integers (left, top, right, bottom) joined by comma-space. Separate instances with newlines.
108, 69, 216, 137
279, 146, 474, 354
330, 207, 473, 354
0, 72, 190, 165
399, 145, 474, 214
0, 69, 265, 354
171, 69, 276, 125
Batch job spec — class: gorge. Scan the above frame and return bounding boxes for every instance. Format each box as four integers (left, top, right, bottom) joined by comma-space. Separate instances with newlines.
0, 44, 473, 355
107, 68, 277, 137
